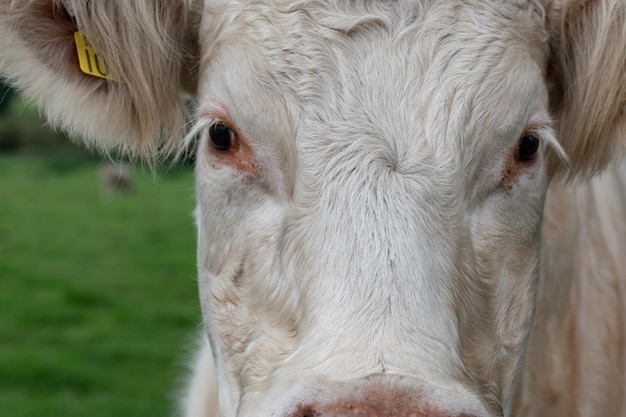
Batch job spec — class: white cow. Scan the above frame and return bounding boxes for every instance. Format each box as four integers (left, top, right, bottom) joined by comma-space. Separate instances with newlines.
1, 1, 625, 416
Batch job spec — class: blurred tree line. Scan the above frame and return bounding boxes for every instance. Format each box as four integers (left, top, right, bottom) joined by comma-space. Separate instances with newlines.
0, 81, 13, 113
0, 79, 73, 153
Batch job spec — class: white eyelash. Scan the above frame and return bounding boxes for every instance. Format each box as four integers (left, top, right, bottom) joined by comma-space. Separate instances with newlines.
176, 116, 217, 161
536, 125, 569, 164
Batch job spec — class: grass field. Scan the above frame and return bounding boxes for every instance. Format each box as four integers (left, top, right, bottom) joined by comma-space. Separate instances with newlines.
0, 148, 201, 417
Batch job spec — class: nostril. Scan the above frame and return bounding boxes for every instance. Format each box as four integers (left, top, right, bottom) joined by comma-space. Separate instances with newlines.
295, 405, 318, 417
294, 402, 393, 417
294, 404, 359, 416
295, 405, 320, 417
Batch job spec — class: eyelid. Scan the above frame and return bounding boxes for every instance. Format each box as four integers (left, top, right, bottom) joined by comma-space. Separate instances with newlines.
202, 100, 235, 128
194, 101, 259, 175
524, 125, 567, 163
518, 111, 567, 163
181, 102, 239, 158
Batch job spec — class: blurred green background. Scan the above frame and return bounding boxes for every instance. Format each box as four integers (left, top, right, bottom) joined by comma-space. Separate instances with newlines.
0, 83, 201, 416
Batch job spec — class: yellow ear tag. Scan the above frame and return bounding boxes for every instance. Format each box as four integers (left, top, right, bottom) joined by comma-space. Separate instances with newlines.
74, 31, 113, 80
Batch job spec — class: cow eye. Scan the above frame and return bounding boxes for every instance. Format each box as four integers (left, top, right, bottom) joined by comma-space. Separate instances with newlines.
516, 133, 539, 162
208, 123, 234, 151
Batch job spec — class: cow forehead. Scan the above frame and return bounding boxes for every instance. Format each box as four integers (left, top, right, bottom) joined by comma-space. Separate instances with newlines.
201, 0, 548, 165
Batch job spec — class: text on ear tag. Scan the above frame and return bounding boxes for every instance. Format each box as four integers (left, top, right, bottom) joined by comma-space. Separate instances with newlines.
74, 31, 113, 80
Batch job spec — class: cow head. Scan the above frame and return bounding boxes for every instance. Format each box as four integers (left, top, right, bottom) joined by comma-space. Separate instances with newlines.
1, 1, 624, 416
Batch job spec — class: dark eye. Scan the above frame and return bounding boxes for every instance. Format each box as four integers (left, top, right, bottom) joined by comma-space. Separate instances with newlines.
516, 133, 539, 162
208, 123, 233, 151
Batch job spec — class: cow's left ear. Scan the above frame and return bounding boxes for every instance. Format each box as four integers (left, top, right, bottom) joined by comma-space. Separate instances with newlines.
546, 0, 626, 179
0, 0, 203, 158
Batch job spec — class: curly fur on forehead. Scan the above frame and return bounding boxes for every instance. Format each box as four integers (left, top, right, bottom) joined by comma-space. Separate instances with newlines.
216, 0, 549, 106
206, 0, 554, 179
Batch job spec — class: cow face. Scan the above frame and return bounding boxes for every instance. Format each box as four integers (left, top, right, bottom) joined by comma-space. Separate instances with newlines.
1, 1, 624, 416
191, 2, 559, 416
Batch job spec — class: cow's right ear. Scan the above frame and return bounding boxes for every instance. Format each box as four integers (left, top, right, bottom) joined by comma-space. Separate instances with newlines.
0, 0, 203, 158
546, 0, 626, 179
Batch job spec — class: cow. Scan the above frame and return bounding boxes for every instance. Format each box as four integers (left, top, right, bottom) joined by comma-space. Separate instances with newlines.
1, 1, 624, 416
99, 161, 134, 195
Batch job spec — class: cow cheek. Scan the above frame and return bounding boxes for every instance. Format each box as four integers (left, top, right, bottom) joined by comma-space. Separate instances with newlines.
465, 197, 543, 403
195, 202, 297, 392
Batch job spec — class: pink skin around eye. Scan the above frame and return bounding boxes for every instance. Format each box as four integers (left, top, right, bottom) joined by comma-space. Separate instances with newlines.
499, 125, 543, 191
203, 101, 258, 175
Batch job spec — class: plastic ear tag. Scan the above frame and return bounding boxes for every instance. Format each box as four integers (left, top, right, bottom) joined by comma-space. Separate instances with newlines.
74, 31, 113, 80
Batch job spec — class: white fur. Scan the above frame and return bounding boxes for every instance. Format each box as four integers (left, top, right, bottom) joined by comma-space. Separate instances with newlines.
1, 1, 625, 416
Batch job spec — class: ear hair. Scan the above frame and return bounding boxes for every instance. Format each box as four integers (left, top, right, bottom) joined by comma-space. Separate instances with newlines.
546, 0, 626, 179
0, 0, 202, 159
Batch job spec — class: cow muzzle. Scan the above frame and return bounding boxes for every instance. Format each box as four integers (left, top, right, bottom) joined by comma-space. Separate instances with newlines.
277, 376, 486, 417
